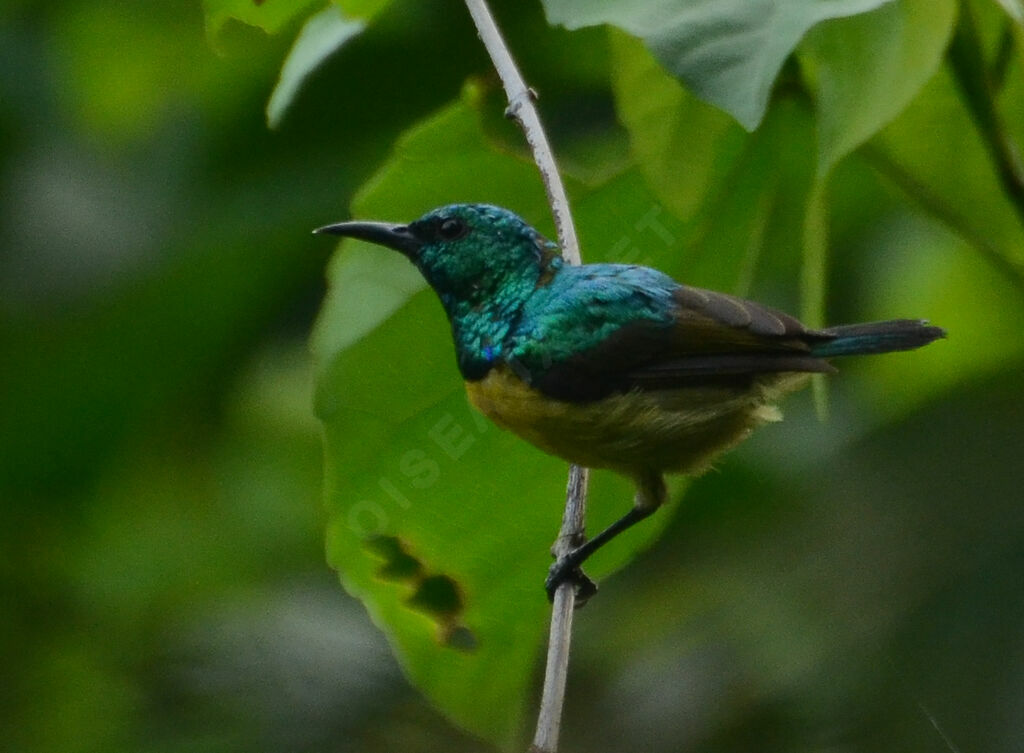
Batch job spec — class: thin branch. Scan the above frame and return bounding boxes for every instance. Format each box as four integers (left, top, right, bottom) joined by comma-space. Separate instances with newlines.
462, 2, 588, 752
463, 0, 581, 264
531, 465, 588, 753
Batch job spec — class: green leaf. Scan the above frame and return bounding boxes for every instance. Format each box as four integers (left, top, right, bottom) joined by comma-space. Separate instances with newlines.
993, 0, 1024, 25
203, 0, 322, 45
869, 66, 1024, 280
608, 31, 745, 223
543, 0, 893, 130
610, 32, 819, 300
801, 0, 958, 174
334, 0, 393, 18
266, 5, 365, 129
312, 89, 686, 746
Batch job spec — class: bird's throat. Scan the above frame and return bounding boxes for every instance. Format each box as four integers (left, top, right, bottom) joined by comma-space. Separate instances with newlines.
434, 249, 561, 383
449, 299, 521, 382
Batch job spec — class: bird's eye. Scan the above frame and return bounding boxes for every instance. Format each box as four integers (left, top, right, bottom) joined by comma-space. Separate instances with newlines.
438, 218, 467, 240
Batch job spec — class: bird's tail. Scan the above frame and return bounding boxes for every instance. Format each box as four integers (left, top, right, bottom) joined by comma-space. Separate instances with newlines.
810, 319, 946, 357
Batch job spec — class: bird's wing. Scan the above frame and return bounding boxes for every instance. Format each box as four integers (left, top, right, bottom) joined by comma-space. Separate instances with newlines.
521, 276, 833, 402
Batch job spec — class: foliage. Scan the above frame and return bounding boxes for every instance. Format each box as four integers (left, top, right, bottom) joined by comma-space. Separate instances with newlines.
3, 0, 1024, 752
543, 0, 894, 130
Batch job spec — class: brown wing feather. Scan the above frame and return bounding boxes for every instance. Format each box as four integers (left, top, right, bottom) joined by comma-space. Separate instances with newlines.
531, 285, 834, 403
672, 286, 822, 344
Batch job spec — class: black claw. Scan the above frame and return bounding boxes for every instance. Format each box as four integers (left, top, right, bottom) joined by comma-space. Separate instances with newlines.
545, 558, 598, 606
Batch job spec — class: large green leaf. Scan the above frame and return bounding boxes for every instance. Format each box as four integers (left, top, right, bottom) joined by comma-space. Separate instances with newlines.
266, 5, 365, 129
544, 0, 893, 130
608, 31, 745, 225
801, 0, 958, 173
312, 87, 687, 747
869, 66, 1024, 280
852, 60, 1024, 412
993, 0, 1024, 25
610, 32, 818, 300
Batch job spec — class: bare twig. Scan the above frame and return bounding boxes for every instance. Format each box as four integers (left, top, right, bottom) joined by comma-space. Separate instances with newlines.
531, 465, 588, 752
463, 0, 581, 264
462, 2, 588, 751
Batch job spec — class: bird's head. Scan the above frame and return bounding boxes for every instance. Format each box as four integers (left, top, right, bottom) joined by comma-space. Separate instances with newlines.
315, 203, 560, 309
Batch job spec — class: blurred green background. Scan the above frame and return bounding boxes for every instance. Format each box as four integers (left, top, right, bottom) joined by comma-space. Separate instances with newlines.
2, 0, 1023, 751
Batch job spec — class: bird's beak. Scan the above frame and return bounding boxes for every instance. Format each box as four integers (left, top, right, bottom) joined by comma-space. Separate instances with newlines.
313, 220, 421, 257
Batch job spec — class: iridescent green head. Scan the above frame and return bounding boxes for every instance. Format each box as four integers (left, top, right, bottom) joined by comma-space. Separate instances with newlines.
315, 203, 560, 311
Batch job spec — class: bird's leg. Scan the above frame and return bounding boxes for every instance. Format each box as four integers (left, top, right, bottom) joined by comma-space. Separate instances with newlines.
545, 473, 666, 603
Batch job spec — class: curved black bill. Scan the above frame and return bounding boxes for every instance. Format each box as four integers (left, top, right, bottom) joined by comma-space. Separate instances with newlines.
313, 220, 421, 256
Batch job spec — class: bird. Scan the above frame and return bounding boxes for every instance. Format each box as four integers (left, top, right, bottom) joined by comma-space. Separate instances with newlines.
315, 203, 945, 601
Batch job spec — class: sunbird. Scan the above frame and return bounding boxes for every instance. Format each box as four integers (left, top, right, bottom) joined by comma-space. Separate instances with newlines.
316, 203, 945, 599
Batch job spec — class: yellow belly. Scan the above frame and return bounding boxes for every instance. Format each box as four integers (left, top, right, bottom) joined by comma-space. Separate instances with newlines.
465, 364, 807, 481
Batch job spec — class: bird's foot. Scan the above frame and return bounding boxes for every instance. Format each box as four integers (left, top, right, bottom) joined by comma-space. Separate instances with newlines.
545, 555, 598, 606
